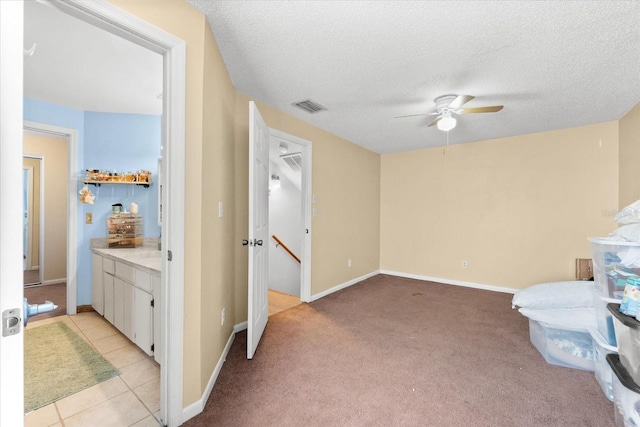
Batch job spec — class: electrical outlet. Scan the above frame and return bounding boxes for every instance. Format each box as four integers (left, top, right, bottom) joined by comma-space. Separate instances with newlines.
218, 202, 223, 218
348, 259, 352, 267
86, 212, 92, 224
461, 260, 468, 268
221, 308, 225, 326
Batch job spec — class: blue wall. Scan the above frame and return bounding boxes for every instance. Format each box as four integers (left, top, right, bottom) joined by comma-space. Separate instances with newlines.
83, 111, 161, 237
24, 98, 161, 305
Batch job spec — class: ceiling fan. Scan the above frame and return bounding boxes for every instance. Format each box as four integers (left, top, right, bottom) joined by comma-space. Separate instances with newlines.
395, 95, 503, 131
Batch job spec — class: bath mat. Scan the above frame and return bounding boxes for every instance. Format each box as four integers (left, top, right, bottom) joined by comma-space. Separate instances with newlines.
24, 321, 119, 413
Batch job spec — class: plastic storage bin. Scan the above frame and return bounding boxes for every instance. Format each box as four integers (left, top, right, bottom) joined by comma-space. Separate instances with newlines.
590, 328, 618, 401
590, 237, 640, 298
609, 304, 640, 386
528, 319, 594, 371
592, 285, 621, 346
607, 354, 640, 427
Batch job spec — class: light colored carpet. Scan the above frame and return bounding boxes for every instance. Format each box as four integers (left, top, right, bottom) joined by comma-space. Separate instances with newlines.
24, 321, 119, 413
185, 274, 615, 427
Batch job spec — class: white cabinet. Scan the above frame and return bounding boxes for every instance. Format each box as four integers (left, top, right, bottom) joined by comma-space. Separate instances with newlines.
103, 272, 115, 324
134, 287, 153, 356
152, 273, 161, 364
124, 281, 135, 342
91, 251, 157, 357
113, 277, 124, 332
91, 253, 104, 315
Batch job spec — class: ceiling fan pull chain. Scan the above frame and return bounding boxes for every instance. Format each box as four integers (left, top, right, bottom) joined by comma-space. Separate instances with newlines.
443, 130, 450, 156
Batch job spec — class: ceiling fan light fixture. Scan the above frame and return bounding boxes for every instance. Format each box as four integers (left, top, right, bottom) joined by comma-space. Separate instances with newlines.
437, 113, 456, 132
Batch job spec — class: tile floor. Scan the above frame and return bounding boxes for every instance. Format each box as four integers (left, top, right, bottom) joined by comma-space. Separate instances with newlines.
24, 312, 161, 427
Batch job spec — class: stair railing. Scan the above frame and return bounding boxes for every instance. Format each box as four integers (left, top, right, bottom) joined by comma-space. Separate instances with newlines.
272, 235, 301, 264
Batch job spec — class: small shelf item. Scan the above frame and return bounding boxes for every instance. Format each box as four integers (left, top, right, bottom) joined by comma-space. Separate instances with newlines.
107, 213, 143, 248
84, 169, 152, 188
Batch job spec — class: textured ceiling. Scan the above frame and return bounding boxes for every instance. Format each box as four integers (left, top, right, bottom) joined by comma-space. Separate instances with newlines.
23, 1, 640, 154
23, 0, 163, 115
189, 0, 640, 154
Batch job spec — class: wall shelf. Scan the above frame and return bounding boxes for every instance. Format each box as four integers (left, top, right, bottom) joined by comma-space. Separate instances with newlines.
83, 180, 152, 188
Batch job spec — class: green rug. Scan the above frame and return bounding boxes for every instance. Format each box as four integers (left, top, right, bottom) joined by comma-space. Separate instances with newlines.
24, 321, 119, 413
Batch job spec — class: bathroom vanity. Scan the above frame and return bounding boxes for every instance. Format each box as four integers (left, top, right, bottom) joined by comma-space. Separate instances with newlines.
91, 239, 161, 363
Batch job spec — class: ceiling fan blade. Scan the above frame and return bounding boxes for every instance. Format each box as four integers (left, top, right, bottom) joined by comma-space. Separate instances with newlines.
448, 95, 474, 110
427, 116, 441, 127
458, 105, 504, 114
394, 113, 429, 119
394, 112, 438, 119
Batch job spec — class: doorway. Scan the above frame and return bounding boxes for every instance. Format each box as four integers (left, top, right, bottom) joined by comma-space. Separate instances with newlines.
267, 129, 313, 310
23, 131, 67, 290
14, 1, 187, 425
246, 108, 312, 360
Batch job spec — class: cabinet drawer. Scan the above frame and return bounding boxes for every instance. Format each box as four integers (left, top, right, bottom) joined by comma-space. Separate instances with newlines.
135, 269, 152, 293
103, 257, 115, 275
116, 261, 135, 283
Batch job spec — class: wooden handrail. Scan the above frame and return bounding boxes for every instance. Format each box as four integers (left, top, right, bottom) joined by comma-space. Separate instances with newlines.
272, 235, 301, 263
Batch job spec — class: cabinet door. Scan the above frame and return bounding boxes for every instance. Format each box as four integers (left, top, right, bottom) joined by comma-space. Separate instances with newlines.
91, 254, 104, 315
134, 287, 154, 356
113, 277, 125, 332
152, 273, 161, 364
135, 268, 152, 292
123, 281, 135, 342
103, 272, 115, 324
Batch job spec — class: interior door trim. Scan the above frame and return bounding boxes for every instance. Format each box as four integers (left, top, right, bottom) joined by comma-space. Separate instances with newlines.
38, 1, 187, 425
23, 121, 77, 315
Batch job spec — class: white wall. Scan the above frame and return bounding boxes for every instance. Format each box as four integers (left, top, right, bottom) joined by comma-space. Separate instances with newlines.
268, 162, 301, 296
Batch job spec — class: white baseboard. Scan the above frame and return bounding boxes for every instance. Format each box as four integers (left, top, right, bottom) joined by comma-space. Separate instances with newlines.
182, 330, 236, 423
43, 278, 66, 286
234, 321, 247, 333
309, 270, 380, 302
380, 270, 519, 294
24, 280, 66, 288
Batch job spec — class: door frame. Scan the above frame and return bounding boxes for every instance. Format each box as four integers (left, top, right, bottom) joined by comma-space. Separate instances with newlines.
25, 1, 187, 425
268, 129, 312, 302
23, 123, 76, 312
23, 163, 35, 272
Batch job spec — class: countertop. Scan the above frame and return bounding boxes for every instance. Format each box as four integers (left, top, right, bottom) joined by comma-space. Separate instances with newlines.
91, 238, 161, 274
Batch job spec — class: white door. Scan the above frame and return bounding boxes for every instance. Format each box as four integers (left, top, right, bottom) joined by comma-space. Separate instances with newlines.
0, 0, 25, 423
247, 101, 269, 359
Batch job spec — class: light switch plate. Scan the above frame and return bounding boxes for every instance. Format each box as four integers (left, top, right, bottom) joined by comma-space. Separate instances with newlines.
86, 212, 93, 224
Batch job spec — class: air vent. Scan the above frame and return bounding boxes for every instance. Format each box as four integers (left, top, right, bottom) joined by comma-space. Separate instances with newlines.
292, 99, 327, 114
281, 152, 302, 171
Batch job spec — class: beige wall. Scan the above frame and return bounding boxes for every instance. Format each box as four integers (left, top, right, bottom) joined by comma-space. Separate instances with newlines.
200, 19, 237, 392
23, 133, 67, 282
109, 0, 211, 407
23, 157, 41, 269
111, 0, 382, 405
619, 102, 640, 208
108, 0, 629, 415
381, 122, 619, 289
233, 94, 381, 322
